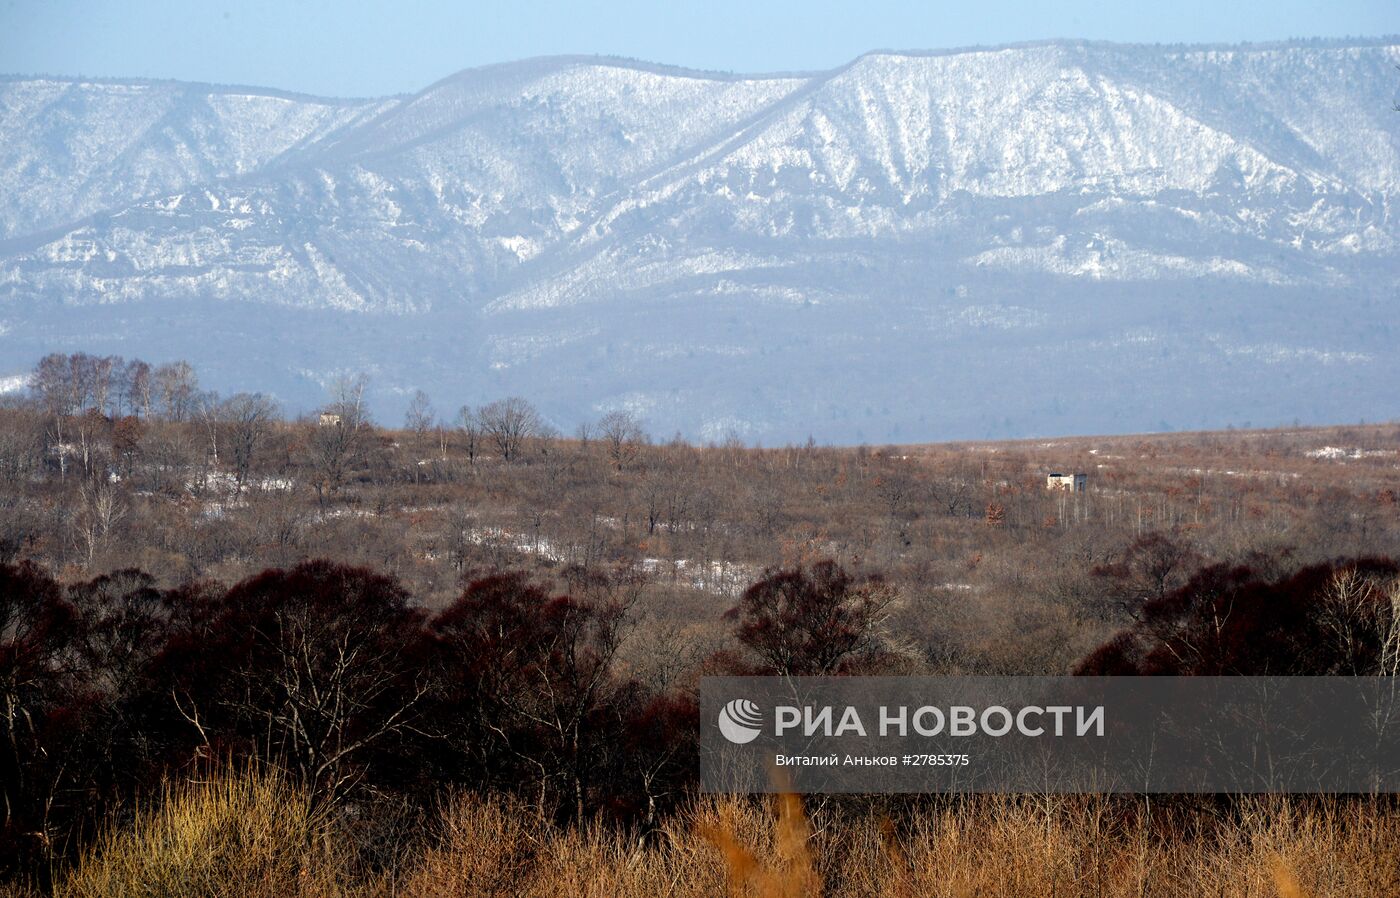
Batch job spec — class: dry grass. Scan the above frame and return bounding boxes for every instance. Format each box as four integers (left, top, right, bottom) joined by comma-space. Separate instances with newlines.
389, 792, 1400, 898
56, 767, 351, 898
45, 771, 1400, 898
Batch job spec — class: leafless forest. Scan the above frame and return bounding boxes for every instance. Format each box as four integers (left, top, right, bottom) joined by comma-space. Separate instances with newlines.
5, 352, 1400, 895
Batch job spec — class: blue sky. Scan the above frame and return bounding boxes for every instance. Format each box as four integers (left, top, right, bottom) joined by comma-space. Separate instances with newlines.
2, 0, 1394, 97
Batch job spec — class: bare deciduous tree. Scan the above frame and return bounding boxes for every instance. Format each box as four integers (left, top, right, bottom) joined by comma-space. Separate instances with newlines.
404, 390, 435, 437
124, 359, 153, 419
728, 561, 900, 677
248, 607, 429, 806
434, 573, 634, 821
153, 361, 199, 422
76, 479, 126, 568
31, 353, 82, 480
598, 410, 645, 470
308, 375, 372, 503
477, 397, 543, 463
1320, 567, 1400, 676
222, 393, 280, 492
456, 406, 482, 468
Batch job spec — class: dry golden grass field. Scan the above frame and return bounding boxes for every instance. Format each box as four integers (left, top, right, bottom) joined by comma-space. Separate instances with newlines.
32, 768, 1400, 898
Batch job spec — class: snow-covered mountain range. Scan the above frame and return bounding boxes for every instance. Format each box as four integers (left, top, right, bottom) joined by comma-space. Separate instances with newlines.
2, 39, 1398, 442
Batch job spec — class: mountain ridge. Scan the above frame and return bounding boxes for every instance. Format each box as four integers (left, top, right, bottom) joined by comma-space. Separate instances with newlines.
1, 38, 1397, 442
9, 34, 1398, 96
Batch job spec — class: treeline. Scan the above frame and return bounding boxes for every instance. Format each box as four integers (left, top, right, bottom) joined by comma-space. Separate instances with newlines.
8, 549, 1400, 886
1, 553, 901, 884
29, 353, 202, 422
7, 353, 648, 501
22, 351, 631, 447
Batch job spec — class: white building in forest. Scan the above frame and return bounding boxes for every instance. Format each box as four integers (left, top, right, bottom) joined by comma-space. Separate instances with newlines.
1046, 472, 1087, 492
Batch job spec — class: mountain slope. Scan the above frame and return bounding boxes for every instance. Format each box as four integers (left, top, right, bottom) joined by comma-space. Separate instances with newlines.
0, 78, 392, 239
1, 40, 1397, 442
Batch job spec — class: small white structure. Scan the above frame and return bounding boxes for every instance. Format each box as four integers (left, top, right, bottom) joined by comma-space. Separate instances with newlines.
318, 412, 343, 427
1046, 472, 1087, 492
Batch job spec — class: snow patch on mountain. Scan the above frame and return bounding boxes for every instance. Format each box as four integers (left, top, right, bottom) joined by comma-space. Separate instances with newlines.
0, 41, 1398, 441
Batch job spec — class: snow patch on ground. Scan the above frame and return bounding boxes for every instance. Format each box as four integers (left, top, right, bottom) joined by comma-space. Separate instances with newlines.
1306, 446, 1397, 460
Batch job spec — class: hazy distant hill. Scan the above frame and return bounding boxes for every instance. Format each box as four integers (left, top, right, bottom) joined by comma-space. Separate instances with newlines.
2, 39, 1398, 442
